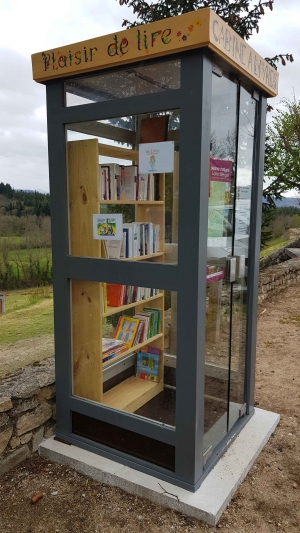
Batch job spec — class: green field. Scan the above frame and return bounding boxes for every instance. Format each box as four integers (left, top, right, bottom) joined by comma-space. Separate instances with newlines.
1, 247, 52, 275
0, 236, 24, 246
0, 245, 52, 289
0, 287, 54, 345
0, 287, 54, 377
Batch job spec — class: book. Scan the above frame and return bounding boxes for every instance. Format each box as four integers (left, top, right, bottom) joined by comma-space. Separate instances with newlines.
100, 167, 107, 200
138, 174, 147, 201
139, 116, 169, 144
132, 223, 139, 257
134, 314, 150, 342
100, 164, 123, 200
107, 284, 125, 307
120, 231, 126, 259
104, 240, 122, 259
120, 166, 125, 200
124, 166, 138, 200
108, 163, 119, 201
143, 307, 161, 336
101, 165, 111, 200
114, 316, 140, 348
136, 346, 160, 382
102, 338, 127, 363
142, 222, 153, 256
123, 224, 133, 258
102, 282, 108, 313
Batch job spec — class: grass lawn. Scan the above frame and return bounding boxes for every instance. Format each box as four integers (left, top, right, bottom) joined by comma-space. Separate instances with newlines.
0, 247, 52, 278
260, 235, 290, 258
0, 236, 24, 246
0, 287, 54, 346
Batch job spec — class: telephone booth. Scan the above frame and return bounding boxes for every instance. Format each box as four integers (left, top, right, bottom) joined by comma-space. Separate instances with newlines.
31, 8, 278, 491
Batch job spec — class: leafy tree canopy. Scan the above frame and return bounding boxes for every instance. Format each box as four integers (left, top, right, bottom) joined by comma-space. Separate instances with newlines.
264, 96, 300, 208
118, 0, 293, 69
0, 182, 50, 217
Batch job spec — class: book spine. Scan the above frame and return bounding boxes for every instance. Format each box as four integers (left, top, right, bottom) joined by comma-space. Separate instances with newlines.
120, 166, 125, 200
133, 224, 138, 258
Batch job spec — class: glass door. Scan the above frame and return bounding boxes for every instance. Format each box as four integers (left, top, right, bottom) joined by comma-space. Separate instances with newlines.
204, 72, 238, 451
228, 87, 257, 430
204, 74, 258, 454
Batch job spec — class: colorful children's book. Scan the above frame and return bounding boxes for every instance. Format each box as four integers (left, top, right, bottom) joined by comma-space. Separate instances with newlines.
114, 316, 140, 348
102, 338, 127, 363
143, 307, 161, 336
136, 346, 160, 382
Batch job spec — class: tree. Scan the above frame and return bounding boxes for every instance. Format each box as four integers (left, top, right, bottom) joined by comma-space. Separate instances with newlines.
264, 95, 300, 206
260, 96, 300, 246
118, 0, 293, 69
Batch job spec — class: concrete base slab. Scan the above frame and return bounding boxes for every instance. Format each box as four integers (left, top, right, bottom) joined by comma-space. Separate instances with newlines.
39, 408, 279, 526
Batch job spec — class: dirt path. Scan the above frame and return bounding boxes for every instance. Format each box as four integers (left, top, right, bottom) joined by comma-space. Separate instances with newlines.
0, 285, 299, 532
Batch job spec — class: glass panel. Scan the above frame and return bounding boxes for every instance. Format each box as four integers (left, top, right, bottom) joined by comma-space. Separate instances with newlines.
228, 88, 257, 430
67, 110, 179, 265
71, 279, 176, 427
65, 59, 180, 106
204, 74, 238, 451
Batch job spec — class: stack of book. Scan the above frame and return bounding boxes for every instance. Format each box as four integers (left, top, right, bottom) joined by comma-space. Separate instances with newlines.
102, 338, 127, 363
136, 346, 160, 382
102, 222, 160, 259
100, 164, 160, 201
113, 308, 161, 348
106, 284, 160, 308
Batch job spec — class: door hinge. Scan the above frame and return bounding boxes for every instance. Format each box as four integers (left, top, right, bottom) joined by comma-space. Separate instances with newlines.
239, 403, 247, 418
203, 445, 213, 466
212, 61, 222, 77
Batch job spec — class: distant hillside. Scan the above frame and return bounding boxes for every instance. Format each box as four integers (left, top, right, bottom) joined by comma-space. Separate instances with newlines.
0, 194, 10, 206
0, 182, 50, 217
274, 197, 300, 208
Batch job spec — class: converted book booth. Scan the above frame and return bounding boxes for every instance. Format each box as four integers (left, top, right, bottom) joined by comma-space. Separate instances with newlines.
32, 8, 278, 491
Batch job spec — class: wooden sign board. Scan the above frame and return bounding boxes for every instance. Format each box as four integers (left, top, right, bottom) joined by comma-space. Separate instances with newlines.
31, 8, 278, 97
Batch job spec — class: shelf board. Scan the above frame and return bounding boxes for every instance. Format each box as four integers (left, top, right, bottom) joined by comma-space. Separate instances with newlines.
103, 293, 163, 317
102, 375, 164, 412
122, 252, 163, 261
103, 333, 163, 368
99, 200, 164, 205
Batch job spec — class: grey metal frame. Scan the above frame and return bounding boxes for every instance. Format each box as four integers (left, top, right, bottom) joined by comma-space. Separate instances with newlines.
45, 48, 267, 492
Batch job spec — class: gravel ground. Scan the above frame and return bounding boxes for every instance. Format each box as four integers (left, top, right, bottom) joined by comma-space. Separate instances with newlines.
0, 284, 299, 533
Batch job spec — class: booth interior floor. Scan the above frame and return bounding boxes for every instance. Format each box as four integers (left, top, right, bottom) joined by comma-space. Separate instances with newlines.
135, 387, 227, 431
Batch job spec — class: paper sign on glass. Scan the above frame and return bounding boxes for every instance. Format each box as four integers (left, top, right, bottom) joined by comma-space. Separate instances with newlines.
139, 141, 174, 174
93, 214, 123, 240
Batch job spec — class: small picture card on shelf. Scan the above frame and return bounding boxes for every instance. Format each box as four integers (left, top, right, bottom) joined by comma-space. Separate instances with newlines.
139, 141, 174, 174
93, 214, 123, 240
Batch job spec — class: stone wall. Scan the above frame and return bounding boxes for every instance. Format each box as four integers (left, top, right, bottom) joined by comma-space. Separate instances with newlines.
0, 356, 55, 475
258, 257, 300, 304
260, 236, 300, 270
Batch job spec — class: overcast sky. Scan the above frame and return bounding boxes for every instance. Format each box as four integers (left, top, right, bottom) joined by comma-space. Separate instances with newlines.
0, 0, 299, 193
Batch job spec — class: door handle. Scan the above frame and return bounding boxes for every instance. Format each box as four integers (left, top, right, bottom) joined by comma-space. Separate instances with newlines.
236, 255, 245, 279
226, 257, 236, 283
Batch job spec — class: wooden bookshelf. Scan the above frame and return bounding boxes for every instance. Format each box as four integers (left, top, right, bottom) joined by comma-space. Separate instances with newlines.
99, 200, 164, 205
103, 293, 163, 317
103, 333, 163, 368
102, 377, 164, 413
122, 252, 164, 261
68, 137, 166, 411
